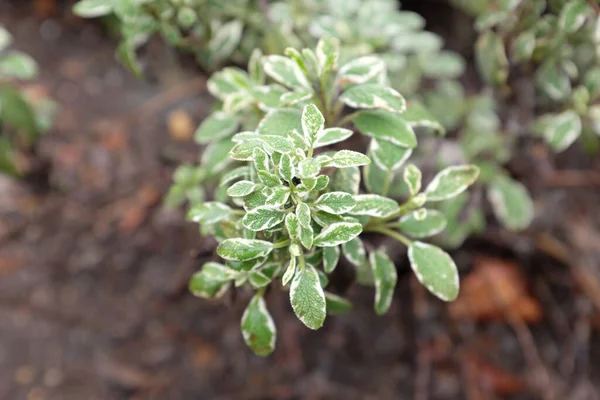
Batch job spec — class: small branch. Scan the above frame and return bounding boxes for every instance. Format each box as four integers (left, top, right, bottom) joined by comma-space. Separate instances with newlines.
364, 226, 412, 247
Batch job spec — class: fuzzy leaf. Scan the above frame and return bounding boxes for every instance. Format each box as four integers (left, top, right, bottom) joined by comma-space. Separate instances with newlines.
322, 246, 340, 274
252, 85, 287, 111
316, 36, 339, 74
536, 62, 571, 101
314, 128, 354, 148
297, 158, 321, 178
313, 222, 362, 247
314, 192, 356, 214
208, 20, 243, 63
340, 84, 406, 113
511, 30, 536, 62
189, 262, 234, 299
370, 250, 397, 315
217, 239, 274, 261
342, 237, 367, 266
327, 150, 371, 168
488, 176, 534, 231
398, 209, 447, 238
265, 187, 290, 207
257, 108, 302, 135
229, 140, 263, 161
256, 135, 295, 154
475, 30, 508, 86
282, 258, 296, 286
354, 110, 417, 148
207, 67, 249, 99
278, 153, 296, 182
0, 51, 38, 79
408, 242, 459, 301
351, 194, 400, 218
325, 292, 352, 314
253, 147, 269, 171
300, 224, 314, 249
263, 55, 310, 89
296, 202, 312, 228
257, 170, 281, 187
227, 180, 258, 197
370, 139, 412, 172
242, 206, 286, 231
338, 56, 386, 85
73, 0, 114, 17
279, 89, 313, 106
543, 110, 582, 152
403, 164, 422, 196
285, 213, 300, 238
249, 270, 272, 288
290, 265, 327, 330
241, 294, 276, 356
331, 166, 360, 195
401, 101, 445, 136
301, 104, 324, 145
188, 202, 231, 224
425, 165, 480, 202
219, 166, 250, 186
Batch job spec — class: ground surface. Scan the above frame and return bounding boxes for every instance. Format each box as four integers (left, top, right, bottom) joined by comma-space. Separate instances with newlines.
0, 2, 599, 400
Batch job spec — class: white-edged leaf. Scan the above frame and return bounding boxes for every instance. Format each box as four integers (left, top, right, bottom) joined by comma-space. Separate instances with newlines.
327, 150, 371, 168
313, 222, 362, 247
257, 170, 281, 187
353, 110, 417, 148
350, 194, 400, 218
398, 209, 447, 238
425, 165, 480, 202
189, 262, 234, 299
322, 246, 340, 274
282, 258, 296, 286
331, 166, 360, 195
265, 186, 290, 207
408, 242, 459, 301
558, 0, 589, 33
403, 164, 422, 196
208, 20, 243, 62
279, 153, 296, 182
242, 206, 286, 231
325, 292, 352, 314
257, 108, 302, 135
280, 89, 313, 106
370, 138, 412, 172
73, 0, 114, 17
207, 67, 249, 99
314, 192, 356, 214
401, 101, 445, 136
217, 238, 274, 261
290, 265, 326, 330
338, 56, 386, 85
195, 112, 238, 144
252, 84, 287, 111
314, 127, 353, 148
340, 84, 406, 113
285, 213, 300, 238
188, 202, 231, 224
369, 250, 397, 315
219, 166, 250, 186
316, 36, 340, 74
227, 180, 258, 197
543, 110, 582, 152
488, 176, 534, 231
241, 294, 276, 356
253, 147, 269, 171
263, 55, 311, 89
0, 51, 38, 79
301, 104, 324, 145
300, 224, 314, 249
297, 158, 321, 178
296, 202, 311, 229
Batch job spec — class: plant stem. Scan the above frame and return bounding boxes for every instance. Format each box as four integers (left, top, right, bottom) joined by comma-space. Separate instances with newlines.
364, 226, 412, 247
337, 111, 360, 127
298, 252, 306, 270
273, 239, 291, 249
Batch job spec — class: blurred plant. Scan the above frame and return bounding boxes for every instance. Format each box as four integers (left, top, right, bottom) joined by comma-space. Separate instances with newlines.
0, 25, 57, 177
184, 38, 479, 356
461, 0, 600, 152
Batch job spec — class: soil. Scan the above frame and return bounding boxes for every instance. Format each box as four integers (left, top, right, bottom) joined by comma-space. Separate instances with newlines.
0, 2, 599, 400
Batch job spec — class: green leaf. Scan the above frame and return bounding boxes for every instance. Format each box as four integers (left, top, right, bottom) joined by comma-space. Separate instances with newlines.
279, 153, 296, 182
229, 140, 263, 161
73, 0, 114, 17
511, 30, 536, 62
227, 180, 258, 197
488, 176, 534, 231
189, 262, 234, 299
279, 89, 313, 106
207, 67, 248, 99
325, 292, 352, 314
282, 258, 296, 286
249, 48, 265, 85
257, 170, 281, 187
558, 0, 589, 33
249, 270, 272, 288
370, 139, 412, 172
313, 222, 362, 247
425, 165, 480, 202
322, 246, 340, 273
297, 158, 321, 178
263, 55, 310, 89
242, 206, 286, 231
285, 213, 300, 238
369, 250, 397, 315
290, 265, 327, 330
253, 147, 269, 171
328, 150, 371, 168
217, 239, 274, 261
0, 51, 38, 79
241, 294, 276, 356
536, 62, 571, 101
301, 104, 324, 145
314, 128, 353, 148
0, 26, 11, 51
256, 135, 295, 154
195, 112, 238, 144
0, 137, 18, 176
340, 84, 406, 113
475, 30, 508, 86
408, 242, 459, 301
201, 138, 235, 174
208, 20, 243, 63
252, 85, 287, 111
0, 88, 38, 140
257, 108, 302, 135
422, 50, 465, 79
401, 101, 445, 136
243, 190, 269, 210
338, 56, 386, 85
188, 202, 231, 224
296, 202, 312, 229
398, 209, 447, 238
314, 192, 356, 215
316, 36, 339, 74
265, 187, 290, 207
331, 166, 360, 195
403, 164, 422, 196
543, 110, 582, 152
300, 224, 314, 249
354, 110, 417, 148
219, 166, 250, 186
314, 175, 329, 191
350, 194, 400, 218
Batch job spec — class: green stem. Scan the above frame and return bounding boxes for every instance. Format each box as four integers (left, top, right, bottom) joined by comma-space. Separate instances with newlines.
364, 226, 412, 247
298, 252, 306, 270
337, 111, 360, 127
273, 239, 291, 249
381, 170, 392, 198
